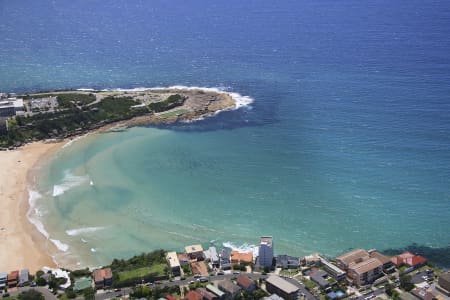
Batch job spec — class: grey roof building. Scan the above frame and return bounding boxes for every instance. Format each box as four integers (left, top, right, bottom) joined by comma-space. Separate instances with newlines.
18, 269, 29, 287
310, 269, 330, 288
218, 280, 242, 299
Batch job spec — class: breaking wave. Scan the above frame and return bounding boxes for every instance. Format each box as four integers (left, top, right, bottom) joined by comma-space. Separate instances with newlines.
223, 241, 259, 259
52, 170, 89, 197
66, 226, 106, 236
27, 190, 49, 239
50, 239, 69, 252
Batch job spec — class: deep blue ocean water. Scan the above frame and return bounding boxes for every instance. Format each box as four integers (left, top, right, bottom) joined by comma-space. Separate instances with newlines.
1, 0, 450, 267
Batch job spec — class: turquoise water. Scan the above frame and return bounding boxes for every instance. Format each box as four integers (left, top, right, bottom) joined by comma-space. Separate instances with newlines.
1, 0, 449, 267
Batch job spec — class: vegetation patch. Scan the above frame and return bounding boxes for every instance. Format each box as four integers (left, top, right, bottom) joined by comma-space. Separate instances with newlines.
148, 94, 185, 113
57, 93, 96, 108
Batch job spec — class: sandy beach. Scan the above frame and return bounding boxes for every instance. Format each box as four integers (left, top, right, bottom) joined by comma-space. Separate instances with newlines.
0, 141, 64, 273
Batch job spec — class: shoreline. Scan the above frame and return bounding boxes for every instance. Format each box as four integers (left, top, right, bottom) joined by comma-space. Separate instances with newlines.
0, 141, 65, 273
0, 86, 254, 272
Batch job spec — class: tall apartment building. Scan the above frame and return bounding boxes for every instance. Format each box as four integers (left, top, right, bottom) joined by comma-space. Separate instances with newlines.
258, 236, 274, 267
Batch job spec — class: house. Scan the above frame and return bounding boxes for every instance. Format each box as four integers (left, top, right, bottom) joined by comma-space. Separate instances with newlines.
185, 245, 205, 260
8, 270, 19, 287
0, 272, 7, 290
18, 269, 29, 287
391, 252, 427, 268
206, 284, 225, 299
276, 255, 299, 269
197, 287, 218, 300
265, 276, 299, 300
336, 249, 370, 270
230, 251, 253, 265
218, 280, 242, 299
93, 268, 113, 289
302, 253, 321, 266
437, 272, 450, 296
166, 252, 181, 276
42, 267, 71, 290
236, 275, 256, 292
319, 257, 346, 280
204, 247, 220, 267
185, 290, 203, 300
411, 288, 436, 300
310, 269, 330, 288
178, 253, 190, 266
191, 261, 209, 276
220, 249, 231, 270
259, 236, 274, 267
348, 257, 383, 286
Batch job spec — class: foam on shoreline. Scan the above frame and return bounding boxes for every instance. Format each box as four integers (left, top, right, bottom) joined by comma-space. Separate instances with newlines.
27, 190, 50, 239
53, 170, 89, 197
223, 241, 259, 259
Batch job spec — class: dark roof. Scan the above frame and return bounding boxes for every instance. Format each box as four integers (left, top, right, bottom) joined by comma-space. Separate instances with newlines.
237, 275, 255, 289
310, 269, 329, 288
218, 280, 242, 294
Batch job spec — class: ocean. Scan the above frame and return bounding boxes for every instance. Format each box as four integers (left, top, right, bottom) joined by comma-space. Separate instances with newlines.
1, 0, 450, 268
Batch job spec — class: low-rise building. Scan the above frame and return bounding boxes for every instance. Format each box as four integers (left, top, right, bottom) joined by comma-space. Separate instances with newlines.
0, 98, 24, 117
437, 272, 450, 296
166, 252, 181, 276
220, 249, 231, 270
236, 275, 256, 292
206, 284, 226, 299
319, 257, 346, 280
8, 270, 19, 287
185, 245, 205, 260
204, 247, 220, 267
391, 252, 427, 268
18, 269, 29, 287
265, 276, 299, 300
348, 257, 383, 285
230, 251, 253, 265
197, 287, 218, 300
218, 280, 242, 299
336, 249, 370, 270
276, 255, 299, 269
264, 294, 284, 300
178, 253, 190, 266
93, 268, 113, 289
0, 272, 7, 290
310, 269, 330, 288
411, 288, 435, 300
185, 290, 203, 300
368, 250, 394, 272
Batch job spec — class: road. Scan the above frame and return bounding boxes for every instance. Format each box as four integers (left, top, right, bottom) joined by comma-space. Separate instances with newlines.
94, 273, 319, 300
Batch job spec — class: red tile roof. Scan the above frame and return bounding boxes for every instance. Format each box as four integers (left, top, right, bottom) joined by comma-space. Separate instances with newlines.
185, 290, 203, 300
93, 268, 112, 283
391, 252, 427, 267
237, 275, 255, 289
166, 294, 176, 300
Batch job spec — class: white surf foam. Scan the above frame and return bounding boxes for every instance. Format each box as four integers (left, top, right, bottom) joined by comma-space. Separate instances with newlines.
91, 85, 254, 111
27, 190, 49, 239
50, 239, 69, 252
52, 170, 89, 197
90, 248, 96, 252
66, 226, 106, 236
223, 241, 259, 259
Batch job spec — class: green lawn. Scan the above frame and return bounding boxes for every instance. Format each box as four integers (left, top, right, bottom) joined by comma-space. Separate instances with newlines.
118, 264, 167, 281
158, 109, 188, 118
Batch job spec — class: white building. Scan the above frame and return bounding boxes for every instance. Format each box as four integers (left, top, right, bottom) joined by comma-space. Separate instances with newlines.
258, 236, 274, 267
0, 98, 24, 117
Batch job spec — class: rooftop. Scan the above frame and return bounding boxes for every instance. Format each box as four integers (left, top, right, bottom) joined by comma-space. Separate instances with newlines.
185, 290, 203, 300
237, 275, 255, 289
266, 276, 299, 294
166, 251, 181, 268
231, 251, 253, 264
218, 280, 242, 294
74, 277, 91, 292
185, 244, 204, 254
93, 268, 112, 282
206, 284, 226, 297
349, 258, 382, 275
336, 249, 370, 266
260, 236, 273, 246
368, 250, 391, 265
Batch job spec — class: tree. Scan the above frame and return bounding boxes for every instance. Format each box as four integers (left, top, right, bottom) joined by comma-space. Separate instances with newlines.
400, 275, 414, 292
83, 287, 96, 300
18, 290, 45, 300
36, 277, 47, 286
